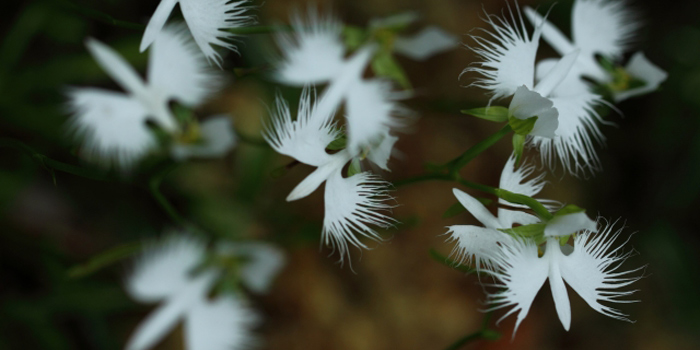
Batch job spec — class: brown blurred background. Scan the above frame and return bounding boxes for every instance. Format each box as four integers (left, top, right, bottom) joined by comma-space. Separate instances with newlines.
1, 0, 699, 349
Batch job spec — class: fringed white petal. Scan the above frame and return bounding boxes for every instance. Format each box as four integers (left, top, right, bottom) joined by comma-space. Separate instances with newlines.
445, 225, 511, 270
140, 0, 178, 53
613, 52, 668, 102
572, 0, 639, 60
148, 25, 223, 107
560, 223, 642, 322
171, 116, 236, 161
275, 10, 346, 85
185, 296, 260, 350
529, 93, 605, 175
126, 235, 207, 303
263, 88, 339, 167
545, 212, 598, 237
508, 86, 558, 138
487, 238, 549, 335
465, 3, 541, 99
533, 49, 580, 97
366, 133, 398, 171
179, 0, 254, 66
218, 242, 286, 294
393, 26, 459, 61
323, 170, 395, 265
452, 188, 501, 229
523, 6, 575, 56
66, 88, 154, 168
345, 79, 405, 156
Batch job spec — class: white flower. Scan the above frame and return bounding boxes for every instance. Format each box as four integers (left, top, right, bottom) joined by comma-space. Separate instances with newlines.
263, 88, 397, 264
140, 0, 254, 66
446, 155, 554, 269
524, 0, 641, 96
170, 116, 237, 161
125, 235, 259, 350
67, 25, 221, 168
487, 220, 642, 334
465, 3, 606, 174
612, 52, 668, 102
393, 26, 460, 61
274, 10, 406, 155
216, 242, 286, 294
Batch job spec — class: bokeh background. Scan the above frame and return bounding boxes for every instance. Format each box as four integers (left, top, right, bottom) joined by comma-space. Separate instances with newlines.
1, 0, 699, 349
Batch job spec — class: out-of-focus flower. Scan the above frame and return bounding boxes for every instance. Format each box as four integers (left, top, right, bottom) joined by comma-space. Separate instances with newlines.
125, 235, 259, 350
66, 25, 223, 168
140, 0, 254, 66
170, 116, 237, 161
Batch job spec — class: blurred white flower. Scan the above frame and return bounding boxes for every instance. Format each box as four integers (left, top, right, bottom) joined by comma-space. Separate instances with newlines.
612, 52, 668, 102
445, 155, 554, 270
217, 242, 286, 294
275, 10, 406, 156
170, 116, 237, 161
125, 235, 259, 350
66, 25, 222, 168
393, 26, 460, 61
264, 88, 396, 264
140, 0, 254, 66
466, 3, 605, 174
487, 220, 642, 335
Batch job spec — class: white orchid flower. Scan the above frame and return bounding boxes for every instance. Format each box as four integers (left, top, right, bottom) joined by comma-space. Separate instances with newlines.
466, 3, 606, 174
446, 155, 555, 269
140, 0, 253, 67
275, 10, 406, 156
487, 219, 642, 335
125, 235, 259, 350
525, 0, 665, 101
67, 25, 222, 168
264, 88, 397, 264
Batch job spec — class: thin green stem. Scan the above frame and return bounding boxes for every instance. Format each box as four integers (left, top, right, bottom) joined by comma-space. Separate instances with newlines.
0, 138, 110, 182
393, 173, 452, 187
446, 124, 512, 175
53, 0, 145, 30
149, 164, 187, 227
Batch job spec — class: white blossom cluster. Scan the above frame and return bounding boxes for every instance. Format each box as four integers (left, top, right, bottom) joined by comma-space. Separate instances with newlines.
60, 0, 667, 345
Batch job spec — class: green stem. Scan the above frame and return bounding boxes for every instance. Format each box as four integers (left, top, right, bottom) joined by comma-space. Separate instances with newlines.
447, 124, 512, 175
0, 138, 110, 182
393, 173, 452, 187
53, 0, 145, 30
149, 164, 187, 227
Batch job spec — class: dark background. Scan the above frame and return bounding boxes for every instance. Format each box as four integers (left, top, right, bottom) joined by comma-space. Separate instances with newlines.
1, 0, 698, 349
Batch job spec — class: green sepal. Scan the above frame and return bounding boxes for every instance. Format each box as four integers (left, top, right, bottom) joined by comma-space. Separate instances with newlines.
499, 223, 546, 238
512, 133, 526, 165
553, 204, 586, 217
347, 158, 362, 177
343, 25, 368, 51
559, 235, 571, 246
461, 106, 509, 122
508, 115, 538, 136
326, 134, 347, 151
371, 50, 412, 89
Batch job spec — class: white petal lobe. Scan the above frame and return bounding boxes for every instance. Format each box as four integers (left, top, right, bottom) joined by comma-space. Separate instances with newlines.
452, 188, 500, 229
185, 296, 260, 350
393, 26, 459, 61
613, 52, 668, 102
445, 225, 511, 270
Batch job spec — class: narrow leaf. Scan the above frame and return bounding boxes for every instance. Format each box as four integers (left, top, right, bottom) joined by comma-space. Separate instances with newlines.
461, 106, 509, 122
508, 115, 538, 135
67, 242, 142, 278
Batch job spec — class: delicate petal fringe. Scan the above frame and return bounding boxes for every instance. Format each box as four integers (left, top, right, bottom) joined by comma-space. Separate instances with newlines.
572, 0, 640, 59
445, 225, 511, 271
263, 87, 340, 167
185, 296, 261, 350
323, 170, 396, 265
275, 8, 346, 85
463, 2, 541, 99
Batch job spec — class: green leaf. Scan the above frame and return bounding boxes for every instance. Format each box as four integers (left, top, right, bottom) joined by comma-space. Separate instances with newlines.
326, 134, 347, 151
512, 133, 526, 165
371, 50, 412, 89
429, 249, 474, 274
343, 25, 367, 51
347, 158, 362, 177
67, 242, 142, 279
461, 106, 509, 122
499, 223, 546, 238
509, 115, 538, 136
553, 204, 586, 217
